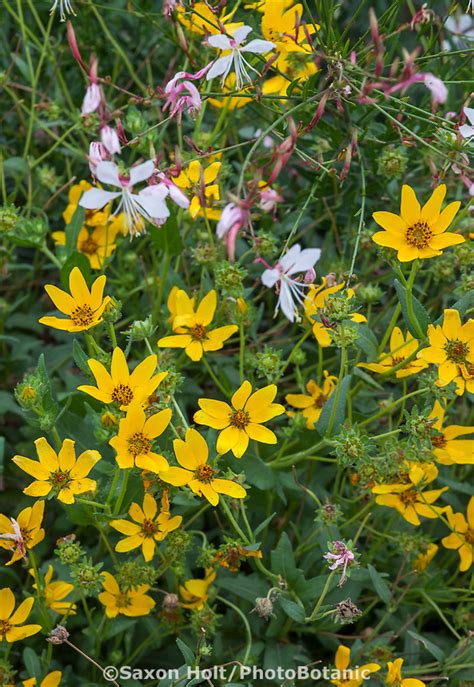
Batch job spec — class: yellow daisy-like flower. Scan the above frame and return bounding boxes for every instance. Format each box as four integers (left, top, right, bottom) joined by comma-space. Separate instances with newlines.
441, 497, 474, 572
179, 568, 216, 610
13, 437, 100, 504
194, 381, 285, 458
285, 371, 337, 429
21, 672, 62, 687
417, 309, 474, 395
78, 347, 167, 410
30, 564, 76, 615
160, 428, 247, 506
331, 645, 381, 687
429, 400, 474, 465
0, 501, 45, 565
109, 405, 171, 470
413, 543, 438, 573
158, 289, 237, 362
52, 224, 120, 270
259, 0, 318, 51
263, 49, 318, 96
110, 491, 182, 561
0, 589, 41, 643
372, 184, 463, 262
173, 160, 221, 220
98, 572, 155, 618
303, 278, 366, 347
386, 658, 426, 686
358, 327, 428, 378
167, 286, 196, 328
39, 266, 111, 332
177, 1, 242, 36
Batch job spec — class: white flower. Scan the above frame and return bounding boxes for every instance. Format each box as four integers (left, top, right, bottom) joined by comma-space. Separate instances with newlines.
50, 0, 75, 21
79, 160, 170, 236
459, 107, 474, 139
82, 83, 102, 115
206, 26, 275, 90
88, 141, 108, 176
261, 244, 321, 322
424, 74, 447, 104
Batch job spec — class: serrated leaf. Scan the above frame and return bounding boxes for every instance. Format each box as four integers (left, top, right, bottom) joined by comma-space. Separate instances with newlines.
73, 339, 91, 377
368, 564, 391, 604
394, 279, 431, 338
355, 324, 378, 359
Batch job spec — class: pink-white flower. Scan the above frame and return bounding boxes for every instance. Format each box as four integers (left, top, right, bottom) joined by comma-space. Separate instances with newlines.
163, 70, 206, 122
50, 0, 75, 21
0, 518, 26, 560
261, 244, 321, 322
459, 107, 474, 139
88, 141, 108, 176
216, 202, 250, 261
79, 160, 170, 236
424, 73, 448, 104
82, 83, 102, 115
100, 126, 121, 155
324, 541, 356, 586
206, 26, 275, 90
157, 174, 190, 209
259, 186, 283, 213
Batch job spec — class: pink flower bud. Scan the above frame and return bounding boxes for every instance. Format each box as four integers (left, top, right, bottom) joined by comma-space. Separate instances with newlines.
100, 126, 121, 155
424, 73, 448, 104
88, 141, 107, 176
81, 83, 102, 115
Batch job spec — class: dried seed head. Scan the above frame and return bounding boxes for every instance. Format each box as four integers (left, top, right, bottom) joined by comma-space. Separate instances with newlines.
162, 593, 179, 610
47, 625, 70, 644
334, 598, 363, 624
252, 597, 275, 621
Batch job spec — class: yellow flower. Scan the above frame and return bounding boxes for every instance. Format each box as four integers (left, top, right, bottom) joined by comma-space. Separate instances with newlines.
39, 266, 111, 332
179, 568, 216, 610
177, 1, 242, 35
285, 371, 337, 429
13, 437, 100, 504
22, 672, 62, 687
259, 0, 318, 52
262, 49, 317, 96
173, 160, 221, 219
358, 327, 428, 378
429, 400, 474, 465
441, 497, 474, 572
372, 463, 447, 526
303, 278, 366, 347
213, 543, 262, 571
167, 285, 195, 327
0, 589, 41, 642
110, 491, 182, 561
52, 224, 120, 270
78, 347, 167, 410
109, 405, 171, 470
386, 658, 426, 686
331, 645, 380, 686
158, 289, 237, 362
372, 184, 463, 262
417, 309, 474, 395
30, 565, 76, 615
160, 428, 247, 506
98, 572, 155, 618
413, 543, 438, 573
0, 501, 45, 565
194, 380, 285, 458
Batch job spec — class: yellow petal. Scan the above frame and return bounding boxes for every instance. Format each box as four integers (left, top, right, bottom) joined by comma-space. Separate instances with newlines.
421, 184, 446, 223
372, 211, 407, 233
232, 381, 253, 410
400, 185, 421, 225
44, 284, 76, 315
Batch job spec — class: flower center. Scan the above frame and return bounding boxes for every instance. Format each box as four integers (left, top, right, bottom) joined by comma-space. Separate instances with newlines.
406, 221, 433, 248
431, 434, 446, 448
391, 355, 405, 366
71, 304, 94, 327
190, 323, 207, 341
230, 409, 250, 429
141, 518, 158, 537
112, 384, 134, 406
465, 529, 474, 545
444, 339, 468, 364
127, 432, 151, 457
80, 237, 99, 255
0, 620, 12, 637
50, 470, 71, 488
115, 591, 132, 609
400, 490, 418, 505
194, 464, 217, 483
313, 393, 327, 408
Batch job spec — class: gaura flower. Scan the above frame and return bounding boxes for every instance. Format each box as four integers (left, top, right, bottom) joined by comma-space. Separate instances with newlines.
159, 428, 247, 506
98, 572, 155, 618
21, 671, 62, 687
39, 267, 111, 332
100, 125, 121, 156
386, 658, 426, 687
0, 501, 45, 565
158, 289, 237, 362
0, 589, 41, 642
62, 180, 124, 230
459, 106, 474, 139
372, 184, 463, 262
110, 491, 182, 561
13, 437, 100, 504
173, 160, 222, 220
261, 243, 321, 322
78, 347, 167, 410
206, 26, 276, 90
285, 371, 337, 429
194, 380, 285, 458
303, 278, 366, 347
330, 645, 380, 687
417, 309, 474, 395
413, 543, 438, 573
52, 224, 120, 270
213, 542, 262, 571
30, 565, 76, 615
358, 327, 428, 378
429, 400, 474, 465
179, 568, 216, 610
441, 497, 474, 571
324, 540, 356, 586
177, 1, 242, 36
109, 405, 172, 470
50, 0, 75, 21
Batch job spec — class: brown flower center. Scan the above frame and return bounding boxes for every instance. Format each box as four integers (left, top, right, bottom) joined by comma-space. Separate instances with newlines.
50, 470, 71, 488
115, 591, 132, 609
71, 304, 94, 327
80, 237, 99, 255
313, 393, 327, 409
400, 490, 418, 505
127, 432, 151, 457
230, 409, 250, 429
112, 384, 134, 406
465, 529, 474, 545
0, 620, 12, 637
391, 355, 405, 366
431, 434, 446, 448
191, 323, 207, 341
141, 518, 158, 537
194, 464, 217, 483
406, 221, 433, 248
444, 339, 468, 364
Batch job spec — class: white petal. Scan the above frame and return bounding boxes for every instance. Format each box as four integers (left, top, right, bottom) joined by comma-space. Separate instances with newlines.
279, 244, 302, 271
232, 25, 253, 45
464, 107, 474, 126
168, 184, 190, 208
459, 123, 474, 138
206, 55, 233, 81
207, 33, 232, 50
286, 248, 321, 275
95, 161, 121, 187
261, 268, 280, 288
129, 160, 155, 186
279, 283, 296, 322
134, 192, 170, 220
241, 39, 276, 54
79, 188, 121, 210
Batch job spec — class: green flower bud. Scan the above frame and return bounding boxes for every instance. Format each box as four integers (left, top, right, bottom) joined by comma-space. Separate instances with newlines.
124, 106, 146, 135
215, 261, 247, 298
55, 535, 83, 565
357, 284, 383, 304
102, 297, 122, 324
0, 204, 19, 233
377, 146, 408, 180
70, 558, 103, 595
126, 315, 155, 342
37, 165, 61, 191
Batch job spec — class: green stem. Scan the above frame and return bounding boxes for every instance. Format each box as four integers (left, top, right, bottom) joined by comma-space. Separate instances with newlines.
405, 260, 426, 341
202, 356, 229, 397
305, 571, 336, 622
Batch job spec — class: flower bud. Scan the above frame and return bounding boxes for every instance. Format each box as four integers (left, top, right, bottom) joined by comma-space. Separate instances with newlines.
0, 204, 19, 234
125, 315, 156, 342
100, 125, 121, 155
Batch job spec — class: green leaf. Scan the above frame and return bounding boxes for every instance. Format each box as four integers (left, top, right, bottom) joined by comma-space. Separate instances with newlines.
407, 630, 445, 662
355, 324, 378, 359
394, 279, 431, 338
73, 339, 91, 377
315, 374, 351, 436
368, 564, 391, 604
60, 252, 91, 291
22, 647, 41, 681
239, 454, 275, 489
151, 212, 183, 255
176, 637, 195, 665
254, 512, 276, 537
279, 596, 305, 622
66, 205, 85, 256
271, 532, 305, 588
3, 156, 29, 177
